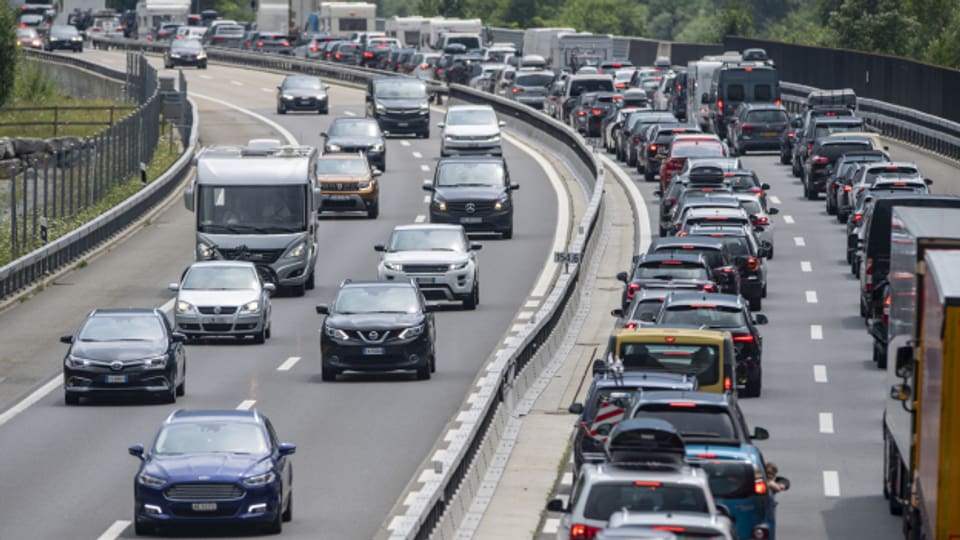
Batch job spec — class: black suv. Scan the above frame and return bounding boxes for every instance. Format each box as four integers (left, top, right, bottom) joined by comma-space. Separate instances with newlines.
316, 280, 436, 381
802, 136, 873, 200
424, 156, 519, 239
321, 117, 387, 171
615, 252, 718, 309
791, 114, 863, 178
684, 224, 768, 311
276, 75, 330, 115
366, 77, 430, 138
648, 235, 742, 296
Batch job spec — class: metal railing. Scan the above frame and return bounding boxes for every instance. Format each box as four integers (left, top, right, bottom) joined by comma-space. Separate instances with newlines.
0, 52, 197, 300
0, 105, 136, 136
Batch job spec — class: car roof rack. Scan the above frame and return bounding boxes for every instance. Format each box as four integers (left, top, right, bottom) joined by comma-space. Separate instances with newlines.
605, 418, 687, 469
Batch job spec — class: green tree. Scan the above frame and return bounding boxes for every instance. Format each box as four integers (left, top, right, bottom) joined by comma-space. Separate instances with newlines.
675, 8, 722, 43
556, 0, 647, 36
0, 3, 16, 108
827, 0, 920, 57
923, 8, 960, 69
720, 0, 753, 37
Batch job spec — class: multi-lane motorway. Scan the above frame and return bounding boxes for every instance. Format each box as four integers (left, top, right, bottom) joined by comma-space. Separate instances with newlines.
0, 50, 564, 539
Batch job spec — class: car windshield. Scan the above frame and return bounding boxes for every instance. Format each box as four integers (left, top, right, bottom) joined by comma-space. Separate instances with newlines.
515, 73, 553, 87
197, 185, 307, 234
630, 298, 665, 321
388, 229, 465, 252
216, 25, 244, 36
660, 305, 745, 328
153, 422, 269, 455
375, 80, 427, 98
285, 77, 322, 90
335, 286, 420, 314
633, 405, 736, 439
582, 482, 709, 520
619, 343, 720, 387
182, 266, 258, 290
815, 123, 863, 137
51, 26, 77, 37
329, 120, 379, 137
447, 109, 497, 126
172, 40, 202, 52
17, 28, 38, 38
699, 460, 757, 499
745, 110, 787, 123
673, 142, 724, 158
317, 158, 368, 175
79, 314, 164, 342
437, 162, 504, 187
635, 263, 708, 280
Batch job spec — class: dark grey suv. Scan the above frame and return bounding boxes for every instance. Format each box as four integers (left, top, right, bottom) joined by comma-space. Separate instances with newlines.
424, 156, 519, 239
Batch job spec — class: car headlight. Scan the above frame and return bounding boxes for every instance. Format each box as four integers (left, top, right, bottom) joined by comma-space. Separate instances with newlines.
419, 102, 430, 111
370, 143, 384, 152
444, 136, 455, 142
143, 355, 168, 370
374, 103, 386, 113
176, 300, 195, 314
170, 53, 181, 58
434, 199, 447, 211
137, 472, 167, 488
488, 135, 501, 142
65, 355, 92, 368
357, 181, 371, 189
326, 144, 342, 152
324, 326, 350, 340
284, 242, 306, 259
283, 94, 294, 100
398, 324, 425, 340
72, 36, 82, 41
196, 242, 213, 259
448, 261, 469, 270
316, 94, 327, 100
243, 471, 276, 487
240, 300, 261, 314
384, 262, 404, 271
197, 53, 206, 59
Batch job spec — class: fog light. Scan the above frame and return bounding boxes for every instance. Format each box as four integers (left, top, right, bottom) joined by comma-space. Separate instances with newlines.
144, 504, 163, 515
248, 503, 267, 514
409, 354, 420, 364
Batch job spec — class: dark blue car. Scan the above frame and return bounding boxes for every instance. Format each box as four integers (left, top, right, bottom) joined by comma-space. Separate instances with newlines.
129, 409, 295, 535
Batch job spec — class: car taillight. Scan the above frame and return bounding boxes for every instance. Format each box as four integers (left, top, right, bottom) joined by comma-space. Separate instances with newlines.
775, 98, 782, 107
281, 41, 289, 47
577, 111, 586, 117
807, 143, 813, 156
752, 216, 769, 227
632, 137, 640, 144
420, 63, 428, 69
436, 68, 443, 73
853, 213, 863, 223
787, 131, 794, 137
570, 523, 600, 540
702, 284, 716, 292
627, 283, 641, 299
717, 99, 724, 115
310, 45, 318, 52
512, 87, 522, 93
615, 83, 626, 89
213, 36, 224, 42
724, 376, 732, 391
746, 257, 760, 272
592, 108, 602, 116
812, 155, 828, 164
741, 124, 755, 132
256, 41, 264, 47
654, 526, 687, 533
865, 258, 873, 291
649, 144, 657, 152
625, 322, 638, 329
883, 294, 891, 325
19, 22, 26, 27
843, 185, 852, 192
245, 40, 250, 46
363, 51, 374, 58
335, 52, 342, 59
752, 525, 771, 539
734, 334, 755, 343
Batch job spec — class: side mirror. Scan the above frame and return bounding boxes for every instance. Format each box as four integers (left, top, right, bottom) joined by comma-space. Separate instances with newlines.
891, 383, 911, 401
424, 304, 439, 312
568, 402, 584, 415
653, 189, 662, 197
924, 178, 934, 186
171, 332, 187, 343
751, 426, 770, 440
701, 92, 709, 104
372, 169, 383, 177
895, 345, 913, 378
167, 282, 179, 292
59, 335, 74, 344
319, 132, 328, 138
509, 183, 520, 191
759, 245, 772, 259
611, 308, 624, 318
775, 476, 791, 491
546, 498, 566, 512
761, 183, 771, 190
324, 85, 330, 90
315, 304, 329, 315
592, 358, 607, 374
768, 207, 780, 215
263, 283, 277, 294
278, 443, 297, 456
469, 242, 482, 251
729, 118, 738, 124
276, 85, 281, 90
421, 181, 435, 192
616, 271, 629, 283
374, 244, 386, 252
436, 122, 445, 128
128, 444, 145, 460
498, 120, 506, 127
754, 314, 769, 325
183, 185, 195, 212
716, 504, 733, 520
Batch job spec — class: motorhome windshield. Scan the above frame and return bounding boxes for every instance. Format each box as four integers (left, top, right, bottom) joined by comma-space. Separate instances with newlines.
197, 185, 307, 233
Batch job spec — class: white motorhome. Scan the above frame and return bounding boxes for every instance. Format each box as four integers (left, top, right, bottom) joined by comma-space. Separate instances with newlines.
316, 1, 375, 36
686, 51, 743, 131
548, 32, 613, 73
384, 15, 424, 47
419, 17, 481, 49
521, 27, 574, 60
135, 0, 188, 39
256, 0, 290, 34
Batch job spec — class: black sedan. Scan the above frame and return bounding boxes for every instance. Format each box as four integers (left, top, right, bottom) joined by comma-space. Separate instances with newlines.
317, 280, 436, 381
321, 117, 386, 171
164, 38, 207, 69
424, 156, 519, 239
44, 24, 83, 52
60, 308, 186, 405
277, 75, 330, 115
615, 252, 718, 310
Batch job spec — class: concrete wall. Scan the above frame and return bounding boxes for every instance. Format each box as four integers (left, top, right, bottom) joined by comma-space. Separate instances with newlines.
25, 58, 126, 102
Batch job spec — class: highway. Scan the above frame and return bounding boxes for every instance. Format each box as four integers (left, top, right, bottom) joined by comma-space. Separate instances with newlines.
0, 50, 565, 539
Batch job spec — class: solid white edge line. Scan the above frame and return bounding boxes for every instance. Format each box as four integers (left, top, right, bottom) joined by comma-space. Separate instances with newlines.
813, 364, 828, 383
96, 520, 131, 540
823, 470, 841, 497
819, 412, 835, 434
230, 80, 243, 86
599, 154, 651, 253
801, 261, 813, 272
806, 290, 818, 303
236, 399, 256, 410
0, 375, 62, 428
277, 356, 301, 371
811, 324, 823, 340
190, 92, 298, 145
542, 518, 561, 534
502, 131, 571, 298
419, 164, 430, 172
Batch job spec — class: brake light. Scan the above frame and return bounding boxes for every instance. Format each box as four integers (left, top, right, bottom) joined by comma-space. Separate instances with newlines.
256, 41, 264, 47
632, 137, 640, 144
775, 98, 782, 107
865, 258, 874, 291
19, 22, 26, 27
335, 52, 342, 60
577, 110, 586, 117
649, 144, 658, 152
750, 187, 763, 194
826, 111, 837, 116
213, 36, 224, 42
753, 216, 769, 226
717, 99, 724, 115
741, 125, 755, 133
724, 376, 732, 391
627, 283, 641, 299
853, 213, 863, 223
669, 402, 697, 407
885, 165, 900, 170
754, 478, 768, 495
812, 155, 828, 165
654, 526, 687, 533
570, 523, 600, 540
883, 294, 891, 325
745, 257, 760, 272
661, 260, 683, 265
625, 322, 638, 329
664, 336, 676, 343
310, 45, 318, 52
363, 51, 374, 58
697, 453, 717, 458
245, 40, 251, 46
512, 87, 522, 93
420, 63, 428, 69
702, 284, 716, 292
843, 185, 852, 192
733, 334, 755, 343
592, 108, 602, 116
787, 131, 794, 137
634, 480, 662, 486
436, 68, 443, 74
893, 182, 908, 186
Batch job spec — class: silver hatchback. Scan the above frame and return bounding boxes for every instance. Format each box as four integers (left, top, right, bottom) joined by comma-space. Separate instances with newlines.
169, 261, 274, 343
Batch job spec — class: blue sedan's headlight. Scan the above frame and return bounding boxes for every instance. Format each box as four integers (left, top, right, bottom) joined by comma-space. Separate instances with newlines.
137, 472, 166, 487
242, 471, 276, 486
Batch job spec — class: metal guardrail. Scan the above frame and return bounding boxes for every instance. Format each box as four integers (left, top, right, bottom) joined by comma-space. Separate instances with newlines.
0, 51, 198, 300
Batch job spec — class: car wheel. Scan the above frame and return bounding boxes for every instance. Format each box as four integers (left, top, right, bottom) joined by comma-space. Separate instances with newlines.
780, 151, 790, 165
64, 392, 80, 406
321, 365, 338, 382
367, 200, 379, 219
762, 283, 768, 298
420, 129, 429, 139
792, 159, 801, 177
742, 367, 762, 398
874, 341, 887, 368
852, 257, 860, 277
265, 324, 272, 339
134, 519, 154, 536
278, 104, 287, 115
305, 270, 316, 290
826, 196, 836, 215
264, 505, 282, 534
766, 246, 774, 260
860, 298, 868, 318
501, 227, 513, 240
463, 282, 478, 310
415, 359, 431, 380
252, 328, 266, 344
430, 355, 436, 373
176, 369, 185, 397
838, 210, 848, 224
748, 294, 761, 311
644, 170, 655, 183
282, 491, 293, 522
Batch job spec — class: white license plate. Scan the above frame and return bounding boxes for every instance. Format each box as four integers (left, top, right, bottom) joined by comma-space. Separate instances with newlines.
460, 217, 482, 224
105, 375, 128, 384
203, 317, 225, 324
761, 131, 778, 137
192, 503, 217, 512
416, 276, 436, 284
329, 195, 352, 200
397, 122, 409, 127
363, 347, 384, 355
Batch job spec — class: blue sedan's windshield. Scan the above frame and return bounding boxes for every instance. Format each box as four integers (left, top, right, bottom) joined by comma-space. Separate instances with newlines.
154, 422, 269, 455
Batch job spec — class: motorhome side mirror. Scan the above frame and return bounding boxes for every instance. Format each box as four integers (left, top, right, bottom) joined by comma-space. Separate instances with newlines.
761, 183, 771, 190
568, 402, 584, 415
372, 169, 383, 177
167, 282, 179, 292
183, 185, 195, 211
754, 314, 769, 325
924, 178, 934, 186
421, 181, 434, 192
891, 384, 911, 401
611, 308, 624, 318
59, 335, 74, 344
701, 93, 709, 104
374, 244, 386, 252
716, 504, 733, 520
469, 242, 482, 251
315, 304, 329, 315
895, 346, 913, 378
616, 271, 629, 283
128, 444, 145, 460
546, 499, 566, 512
768, 207, 779, 215
751, 426, 770, 440
263, 283, 277, 294
319, 132, 328, 138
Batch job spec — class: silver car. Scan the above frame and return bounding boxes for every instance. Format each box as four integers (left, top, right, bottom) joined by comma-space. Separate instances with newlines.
169, 261, 274, 343
734, 192, 778, 259
376, 224, 481, 309
439, 105, 505, 157
599, 510, 734, 540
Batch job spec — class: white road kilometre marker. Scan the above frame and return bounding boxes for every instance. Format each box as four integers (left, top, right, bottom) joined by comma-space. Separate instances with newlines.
96, 520, 131, 540
415, 215, 426, 223
801, 261, 812, 272
783, 215, 795, 224
806, 290, 818, 303
814, 364, 829, 383
277, 356, 301, 371
811, 325, 823, 340
794, 236, 806, 247
236, 400, 256, 410
819, 412, 835, 434
412, 151, 423, 158
823, 471, 841, 497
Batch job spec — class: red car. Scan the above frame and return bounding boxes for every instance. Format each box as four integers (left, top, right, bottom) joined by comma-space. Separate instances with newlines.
659, 134, 727, 190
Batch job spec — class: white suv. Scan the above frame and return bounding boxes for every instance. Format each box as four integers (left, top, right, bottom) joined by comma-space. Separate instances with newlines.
375, 224, 482, 309
439, 104, 505, 157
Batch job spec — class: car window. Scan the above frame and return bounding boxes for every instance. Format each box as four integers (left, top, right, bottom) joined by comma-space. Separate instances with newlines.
700, 460, 756, 498
79, 314, 165, 341
329, 120, 380, 137
317, 158, 368, 175
619, 343, 720, 387
753, 84, 772, 101
335, 286, 420, 314
515, 73, 554, 87
183, 266, 258, 290
388, 229, 466, 252
154, 422, 269, 455
374, 80, 426, 98
725, 84, 745, 101
635, 262, 709, 280
436, 162, 505, 187
633, 406, 736, 439
745, 109, 786, 123
630, 298, 665, 321
285, 77, 323, 90
582, 482, 709, 520
673, 142, 724, 158
447, 109, 497, 126
570, 79, 614, 96
660, 304, 746, 327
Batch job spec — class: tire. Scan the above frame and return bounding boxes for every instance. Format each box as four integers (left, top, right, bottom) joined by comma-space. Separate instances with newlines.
264, 506, 282, 534
416, 359, 431, 380
860, 299, 868, 318
792, 159, 801, 177
762, 283, 768, 298
282, 491, 293, 522
766, 245, 774, 260
742, 367, 762, 398
321, 365, 338, 382
780, 151, 790, 165
134, 520, 153, 536
64, 392, 80, 406
319, 107, 328, 115
176, 369, 185, 397
367, 200, 379, 219
748, 294, 761, 312
463, 282, 478, 310
644, 170, 655, 183
874, 341, 888, 368
278, 104, 287, 115
252, 328, 266, 344
420, 128, 429, 139
627, 152, 636, 167
430, 355, 436, 373
838, 211, 848, 224
290, 283, 306, 297
265, 325, 272, 339
305, 270, 315, 290
826, 195, 836, 215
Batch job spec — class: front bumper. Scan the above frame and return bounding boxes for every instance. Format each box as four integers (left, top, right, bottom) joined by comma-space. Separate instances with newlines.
47, 40, 82, 50
135, 482, 281, 526
175, 310, 266, 337
321, 336, 431, 372
281, 96, 327, 111
375, 113, 430, 134
320, 192, 376, 212
441, 138, 503, 156
429, 207, 513, 233
379, 267, 476, 300
169, 56, 207, 66
64, 366, 173, 396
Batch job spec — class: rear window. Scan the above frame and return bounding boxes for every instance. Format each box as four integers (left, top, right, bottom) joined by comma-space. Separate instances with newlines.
814, 122, 864, 137
753, 84, 772, 101
582, 482, 709, 520
619, 343, 720, 387
819, 142, 872, 159
215, 25, 244, 37
673, 142, 724, 158
570, 79, 614, 96
515, 73, 553, 87
725, 84, 745, 101
635, 262, 709, 280
660, 304, 745, 328
726, 174, 759, 190
719, 237, 751, 256
633, 405, 736, 439
745, 110, 786, 124
629, 298, 665, 322
700, 460, 757, 499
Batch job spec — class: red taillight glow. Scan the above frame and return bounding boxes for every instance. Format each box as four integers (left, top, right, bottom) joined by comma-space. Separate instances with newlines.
697, 453, 717, 458
512, 87, 521, 93
724, 376, 732, 391
634, 480, 662, 486
625, 322, 638, 329
717, 99, 724, 115
741, 124, 755, 133
669, 402, 697, 408
775, 98, 782, 107
649, 144, 657, 152
653, 526, 686, 533
256, 41, 264, 47
746, 257, 760, 272
853, 213, 863, 223
615, 82, 627, 89
335, 52, 342, 59
702, 284, 716, 292
570, 523, 600, 540
843, 185, 852, 192
310, 45, 318, 52
755, 478, 768, 495
733, 334, 755, 343
753, 216, 769, 226
807, 143, 813, 156
591, 108, 602, 116
363, 51, 374, 58
812, 155, 828, 165
420, 63, 428, 69
787, 131, 794, 137
627, 283, 641, 299
632, 137, 640, 144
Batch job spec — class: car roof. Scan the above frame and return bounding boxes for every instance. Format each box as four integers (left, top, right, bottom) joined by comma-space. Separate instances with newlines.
393, 223, 464, 232
614, 327, 729, 341
319, 152, 365, 161
187, 261, 257, 269
167, 409, 261, 424
684, 207, 747, 217
650, 237, 725, 250
341, 280, 415, 289
91, 308, 161, 316
633, 390, 730, 407
673, 134, 721, 143
582, 461, 706, 484
739, 102, 785, 111
437, 155, 505, 165
606, 510, 728, 531
680, 196, 740, 207
638, 252, 706, 264
662, 291, 743, 308
593, 371, 696, 389
812, 116, 863, 124
447, 104, 495, 112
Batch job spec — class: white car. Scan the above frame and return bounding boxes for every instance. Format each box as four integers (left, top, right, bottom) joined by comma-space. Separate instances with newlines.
376, 224, 482, 309
734, 192, 778, 259
439, 105, 505, 157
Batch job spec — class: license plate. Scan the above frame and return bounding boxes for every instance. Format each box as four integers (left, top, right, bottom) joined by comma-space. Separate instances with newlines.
105, 375, 127, 384
761, 131, 778, 137
363, 347, 384, 356
460, 217, 482, 224
416, 276, 436, 284
192, 503, 217, 512
397, 122, 409, 127
329, 195, 351, 200
204, 317, 225, 324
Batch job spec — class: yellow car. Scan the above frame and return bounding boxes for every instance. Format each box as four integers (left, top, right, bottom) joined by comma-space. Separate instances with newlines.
605, 328, 737, 395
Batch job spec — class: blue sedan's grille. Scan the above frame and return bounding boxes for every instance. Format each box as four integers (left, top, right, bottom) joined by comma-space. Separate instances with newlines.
164, 483, 245, 501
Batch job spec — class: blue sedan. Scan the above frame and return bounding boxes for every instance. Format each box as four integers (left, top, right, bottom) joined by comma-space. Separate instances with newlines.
129, 409, 295, 535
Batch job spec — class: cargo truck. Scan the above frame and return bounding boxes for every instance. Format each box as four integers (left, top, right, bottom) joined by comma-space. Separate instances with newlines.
135, 0, 188, 39
255, 0, 290, 35
884, 206, 960, 540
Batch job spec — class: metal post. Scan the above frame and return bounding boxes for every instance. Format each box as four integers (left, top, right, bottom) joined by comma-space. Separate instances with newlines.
82, 140, 90, 208
168, 120, 174, 156
68, 147, 74, 215
21, 166, 28, 252
43, 156, 49, 219
58, 149, 65, 218
9, 165, 16, 257
53, 106, 59, 137
32, 162, 39, 244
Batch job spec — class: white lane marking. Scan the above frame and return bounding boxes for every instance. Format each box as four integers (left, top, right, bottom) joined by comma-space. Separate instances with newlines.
504, 131, 573, 297
525, 299, 539, 308
96, 520, 131, 540
543, 518, 561, 534
814, 364, 828, 383
230, 80, 244, 86
161, 297, 175, 315
236, 400, 256, 410
783, 214, 795, 224
403, 490, 421, 507
561, 472, 573, 486
794, 236, 805, 246
801, 261, 812, 272
806, 290, 818, 304
412, 151, 423, 158
414, 214, 426, 223
823, 471, 841, 497
819, 412, 835, 434
191, 92, 298, 145
277, 356, 301, 371
516, 311, 534, 321
600, 154, 650, 253
344, 110, 356, 116
769, 195, 782, 204
199, 74, 212, 80
0, 375, 61, 428
261, 87, 273, 93
423, 195, 431, 204
511, 323, 526, 333
420, 164, 430, 172
401, 140, 411, 147
811, 324, 823, 340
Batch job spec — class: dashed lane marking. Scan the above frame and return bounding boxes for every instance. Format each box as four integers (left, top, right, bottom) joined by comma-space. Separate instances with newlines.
96, 520, 131, 540
420, 164, 430, 172
794, 236, 805, 246
230, 80, 243, 86
814, 364, 828, 383
344, 110, 356, 116
236, 400, 256, 410
542, 518, 561, 535
819, 412, 835, 434
811, 325, 823, 340
261, 87, 272, 93
412, 151, 423, 158
769, 195, 781, 204
423, 195, 431, 203
783, 215, 795, 224
801, 261, 812, 272
199, 74, 212, 79
277, 356, 301, 371
806, 291, 818, 303
414, 215, 426, 223
401, 140, 411, 147
823, 470, 841, 497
